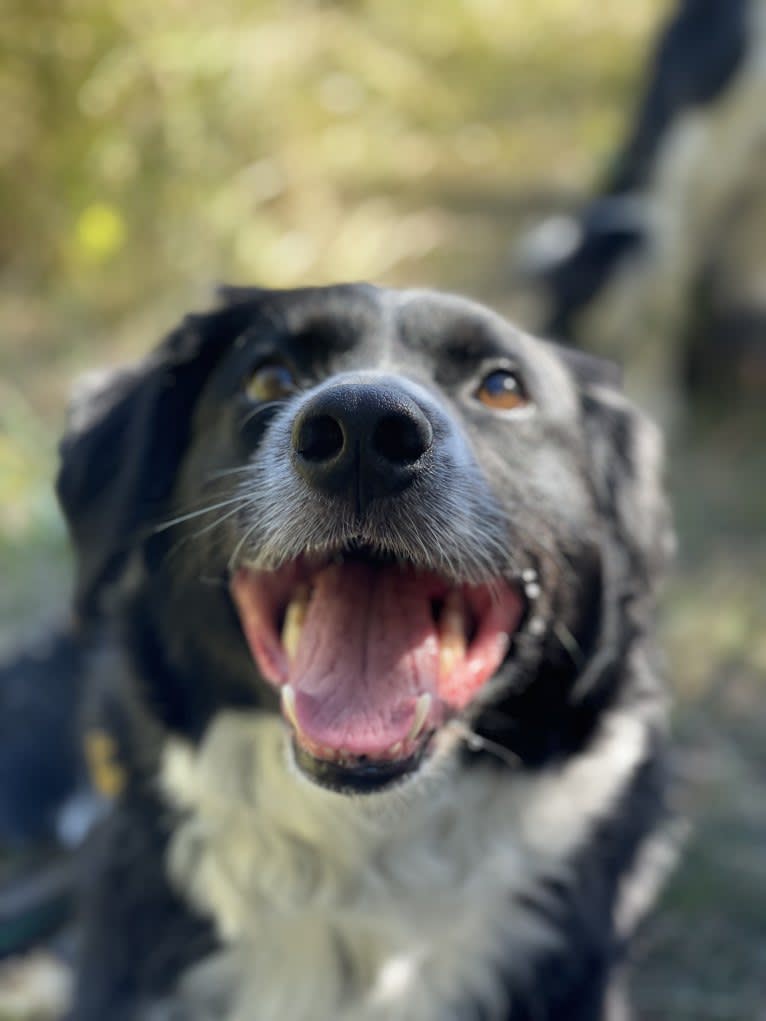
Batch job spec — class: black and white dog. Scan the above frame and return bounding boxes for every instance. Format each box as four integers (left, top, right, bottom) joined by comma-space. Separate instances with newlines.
57, 284, 673, 1021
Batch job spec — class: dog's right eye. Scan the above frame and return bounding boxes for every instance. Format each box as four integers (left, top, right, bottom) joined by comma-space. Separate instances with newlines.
246, 363, 297, 402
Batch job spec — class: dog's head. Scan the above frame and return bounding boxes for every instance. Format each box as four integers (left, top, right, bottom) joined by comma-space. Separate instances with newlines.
58, 284, 670, 793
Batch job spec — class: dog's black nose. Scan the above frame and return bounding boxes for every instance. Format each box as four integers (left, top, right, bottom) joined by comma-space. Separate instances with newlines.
291, 383, 433, 512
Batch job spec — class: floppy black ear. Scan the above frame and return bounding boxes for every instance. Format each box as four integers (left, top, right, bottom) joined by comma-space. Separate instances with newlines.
57, 302, 257, 619
545, 340, 670, 590
579, 382, 673, 599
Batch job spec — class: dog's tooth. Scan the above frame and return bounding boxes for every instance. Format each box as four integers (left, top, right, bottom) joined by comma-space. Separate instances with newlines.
389, 742, 402, 758
282, 585, 309, 661
439, 590, 467, 679
281, 685, 300, 732
407, 693, 432, 743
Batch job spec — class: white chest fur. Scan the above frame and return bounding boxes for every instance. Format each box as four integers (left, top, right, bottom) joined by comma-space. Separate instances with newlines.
157, 712, 646, 1021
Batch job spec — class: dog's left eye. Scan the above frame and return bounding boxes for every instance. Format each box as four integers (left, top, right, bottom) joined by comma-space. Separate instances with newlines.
246, 363, 297, 402
474, 369, 528, 411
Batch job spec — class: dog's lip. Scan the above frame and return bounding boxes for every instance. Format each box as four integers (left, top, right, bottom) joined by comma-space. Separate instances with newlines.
230, 553, 526, 770
291, 739, 428, 794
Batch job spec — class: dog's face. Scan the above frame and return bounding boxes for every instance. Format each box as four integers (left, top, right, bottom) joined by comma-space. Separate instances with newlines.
58, 284, 669, 794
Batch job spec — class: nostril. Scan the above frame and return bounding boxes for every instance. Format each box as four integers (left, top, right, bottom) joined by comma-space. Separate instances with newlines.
296, 414, 345, 463
372, 412, 432, 465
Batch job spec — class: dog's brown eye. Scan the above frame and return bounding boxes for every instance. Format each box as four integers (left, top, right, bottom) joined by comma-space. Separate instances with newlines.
246, 363, 297, 402
475, 370, 527, 411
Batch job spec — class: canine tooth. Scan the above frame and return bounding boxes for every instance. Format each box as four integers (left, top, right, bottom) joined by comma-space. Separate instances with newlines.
407, 693, 432, 743
522, 568, 537, 584
389, 742, 402, 757
281, 685, 300, 732
439, 590, 467, 679
525, 582, 541, 600
282, 585, 309, 660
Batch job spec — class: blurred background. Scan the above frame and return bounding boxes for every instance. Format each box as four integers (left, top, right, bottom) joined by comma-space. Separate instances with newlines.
1, 1, 765, 1018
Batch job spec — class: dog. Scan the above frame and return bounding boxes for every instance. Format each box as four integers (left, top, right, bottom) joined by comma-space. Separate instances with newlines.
56, 284, 673, 1021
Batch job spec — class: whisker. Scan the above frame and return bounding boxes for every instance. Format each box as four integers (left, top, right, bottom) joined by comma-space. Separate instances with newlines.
446, 720, 521, 770
198, 574, 229, 589
155, 493, 256, 574
553, 621, 586, 670
152, 495, 249, 534
227, 515, 263, 573
205, 465, 256, 482
186, 497, 254, 541
240, 400, 285, 429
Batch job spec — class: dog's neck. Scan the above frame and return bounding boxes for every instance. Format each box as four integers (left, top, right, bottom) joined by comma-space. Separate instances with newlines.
157, 710, 647, 1021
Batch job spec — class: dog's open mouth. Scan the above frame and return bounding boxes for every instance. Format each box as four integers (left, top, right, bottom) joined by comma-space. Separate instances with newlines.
231, 551, 525, 791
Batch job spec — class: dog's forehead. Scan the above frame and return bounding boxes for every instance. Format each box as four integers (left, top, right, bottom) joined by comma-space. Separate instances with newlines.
274, 283, 383, 337
261, 285, 546, 369
391, 289, 527, 358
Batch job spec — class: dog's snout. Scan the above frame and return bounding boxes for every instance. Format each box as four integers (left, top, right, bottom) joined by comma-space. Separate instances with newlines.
291, 383, 433, 512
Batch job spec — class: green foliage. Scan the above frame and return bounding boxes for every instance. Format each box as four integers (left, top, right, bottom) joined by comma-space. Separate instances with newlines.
0, 0, 663, 348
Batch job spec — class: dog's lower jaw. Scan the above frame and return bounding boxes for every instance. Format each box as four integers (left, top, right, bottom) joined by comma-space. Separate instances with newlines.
158, 700, 656, 1021
291, 738, 429, 794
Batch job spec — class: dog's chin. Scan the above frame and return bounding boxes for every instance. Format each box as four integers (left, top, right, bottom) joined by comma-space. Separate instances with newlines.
230, 547, 528, 795
290, 737, 430, 794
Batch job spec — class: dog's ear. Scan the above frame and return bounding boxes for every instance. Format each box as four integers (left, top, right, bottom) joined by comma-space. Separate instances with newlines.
57, 303, 256, 618
547, 342, 671, 592
547, 342, 624, 390
579, 380, 672, 598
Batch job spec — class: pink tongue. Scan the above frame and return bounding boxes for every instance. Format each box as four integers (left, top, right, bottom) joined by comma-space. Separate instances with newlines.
289, 563, 440, 755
